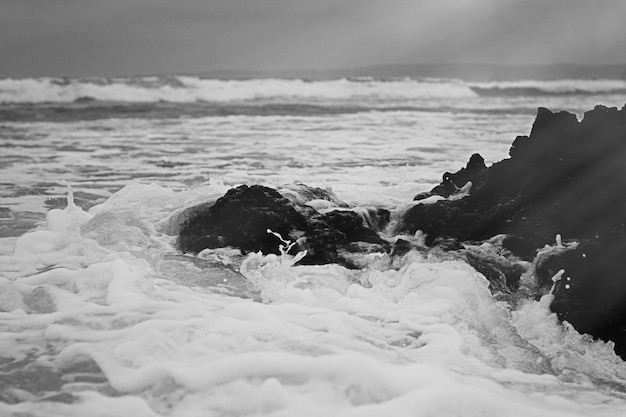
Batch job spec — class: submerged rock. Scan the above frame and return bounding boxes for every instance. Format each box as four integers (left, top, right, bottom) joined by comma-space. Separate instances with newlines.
464, 249, 525, 296
178, 184, 388, 268
400, 103, 626, 359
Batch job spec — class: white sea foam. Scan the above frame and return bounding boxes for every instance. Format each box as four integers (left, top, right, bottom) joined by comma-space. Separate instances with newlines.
2, 76, 624, 105
471, 79, 626, 95
2, 186, 626, 416
0, 76, 477, 104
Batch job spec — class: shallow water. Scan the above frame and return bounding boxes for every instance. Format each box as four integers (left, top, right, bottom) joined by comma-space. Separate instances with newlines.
1, 76, 626, 416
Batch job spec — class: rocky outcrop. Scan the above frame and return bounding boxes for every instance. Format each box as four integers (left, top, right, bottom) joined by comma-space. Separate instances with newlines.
402, 105, 626, 248
400, 103, 626, 358
414, 153, 487, 201
177, 103, 626, 359
178, 184, 389, 268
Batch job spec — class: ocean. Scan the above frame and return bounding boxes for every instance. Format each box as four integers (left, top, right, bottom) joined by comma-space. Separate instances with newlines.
1, 75, 626, 416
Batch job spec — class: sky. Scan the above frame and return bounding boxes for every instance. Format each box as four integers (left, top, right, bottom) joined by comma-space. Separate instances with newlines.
1, 0, 625, 77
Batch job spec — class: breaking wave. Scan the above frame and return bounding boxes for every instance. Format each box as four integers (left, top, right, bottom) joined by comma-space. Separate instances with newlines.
0, 76, 477, 104
2, 76, 624, 105
470, 79, 626, 97
3, 184, 626, 416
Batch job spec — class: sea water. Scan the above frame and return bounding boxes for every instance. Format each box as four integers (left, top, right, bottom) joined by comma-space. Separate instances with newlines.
1, 76, 626, 416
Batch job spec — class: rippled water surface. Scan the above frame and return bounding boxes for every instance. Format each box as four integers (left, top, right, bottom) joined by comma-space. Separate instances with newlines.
0, 109, 531, 236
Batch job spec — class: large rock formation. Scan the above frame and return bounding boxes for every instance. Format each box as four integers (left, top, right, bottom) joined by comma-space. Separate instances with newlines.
401, 104, 626, 358
405, 105, 626, 248
178, 184, 389, 268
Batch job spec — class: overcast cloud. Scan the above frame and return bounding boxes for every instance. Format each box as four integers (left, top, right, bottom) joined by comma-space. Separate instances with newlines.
1, 0, 625, 77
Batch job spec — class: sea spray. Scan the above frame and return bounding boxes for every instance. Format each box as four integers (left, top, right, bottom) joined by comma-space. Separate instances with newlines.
2, 183, 626, 415
265, 228, 307, 265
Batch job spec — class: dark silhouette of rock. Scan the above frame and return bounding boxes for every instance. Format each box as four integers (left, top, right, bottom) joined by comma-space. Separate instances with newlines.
178, 185, 309, 256
501, 235, 537, 261
178, 184, 388, 268
400, 103, 626, 359
360, 207, 391, 231
537, 238, 626, 359
415, 153, 487, 201
403, 104, 626, 247
391, 238, 412, 257
465, 250, 524, 296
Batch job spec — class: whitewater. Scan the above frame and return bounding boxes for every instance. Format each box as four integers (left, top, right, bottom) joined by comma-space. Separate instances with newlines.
2, 76, 626, 416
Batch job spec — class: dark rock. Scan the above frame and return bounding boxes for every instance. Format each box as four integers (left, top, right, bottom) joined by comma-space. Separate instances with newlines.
402, 200, 481, 245
320, 210, 384, 244
372, 208, 391, 230
425, 153, 487, 199
401, 103, 626, 359
178, 184, 388, 268
546, 238, 626, 359
431, 236, 464, 251
414, 191, 436, 201
391, 238, 412, 257
403, 104, 626, 247
178, 185, 309, 256
534, 244, 578, 292
501, 235, 537, 261
464, 250, 524, 295
332, 207, 391, 232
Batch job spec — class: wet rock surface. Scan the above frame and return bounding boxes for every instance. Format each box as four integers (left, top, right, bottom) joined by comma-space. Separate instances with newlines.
178, 184, 389, 268
403, 105, 626, 247
401, 103, 626, 359
537, 239, 626, 359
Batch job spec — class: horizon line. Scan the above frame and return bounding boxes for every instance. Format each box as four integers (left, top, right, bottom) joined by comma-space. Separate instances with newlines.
3, 62, 626, 81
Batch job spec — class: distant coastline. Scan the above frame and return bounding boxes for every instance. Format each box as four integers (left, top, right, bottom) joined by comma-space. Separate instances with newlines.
186, 63, 626, 82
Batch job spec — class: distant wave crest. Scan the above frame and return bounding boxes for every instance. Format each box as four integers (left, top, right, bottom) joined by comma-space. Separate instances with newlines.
1, 76, 623, 105
0, 76, 478, 104
469, 80, 626, 97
